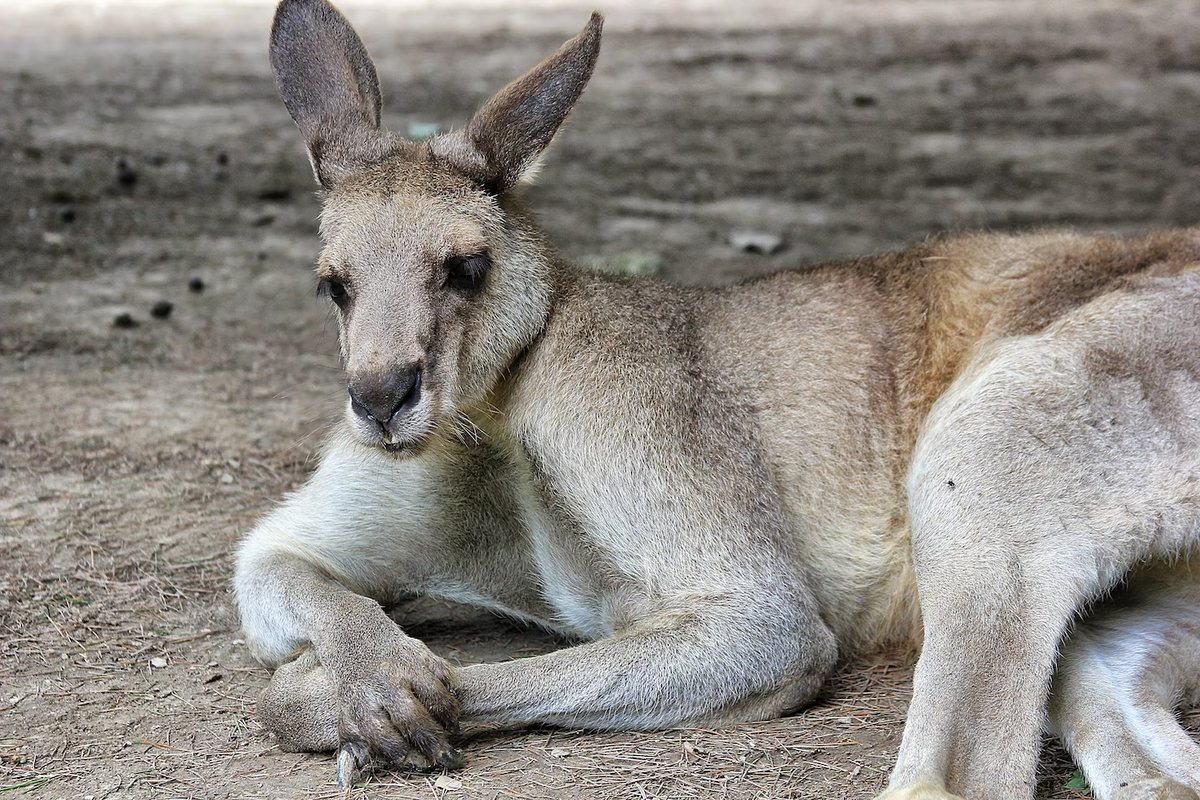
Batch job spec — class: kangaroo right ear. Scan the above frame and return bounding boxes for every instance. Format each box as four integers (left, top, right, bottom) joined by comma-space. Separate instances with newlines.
270, 0, 389, 187
431, 13, 603, 195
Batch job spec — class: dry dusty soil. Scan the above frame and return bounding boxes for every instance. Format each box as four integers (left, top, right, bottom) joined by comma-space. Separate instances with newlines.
4, 0, 1200, 797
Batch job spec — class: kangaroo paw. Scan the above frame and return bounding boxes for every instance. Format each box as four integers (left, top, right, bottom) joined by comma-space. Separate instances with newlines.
1113, 778, 1200, 800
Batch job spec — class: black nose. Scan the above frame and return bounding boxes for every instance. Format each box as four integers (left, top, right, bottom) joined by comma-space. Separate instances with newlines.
348, 366, 421, 426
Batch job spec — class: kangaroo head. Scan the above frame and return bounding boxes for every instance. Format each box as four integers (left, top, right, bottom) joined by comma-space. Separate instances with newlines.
270, 0, 602, 454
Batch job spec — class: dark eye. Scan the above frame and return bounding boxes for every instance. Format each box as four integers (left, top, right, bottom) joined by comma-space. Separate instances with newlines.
317, 277, 350, 308
444, 252, 491, 296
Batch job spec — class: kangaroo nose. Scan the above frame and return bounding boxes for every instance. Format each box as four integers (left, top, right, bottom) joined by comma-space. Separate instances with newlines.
348, 366, 421, 426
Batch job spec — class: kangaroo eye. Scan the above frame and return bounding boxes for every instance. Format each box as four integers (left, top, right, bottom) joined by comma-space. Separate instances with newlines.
444, 252, 491, 296
317, 277, 350, 307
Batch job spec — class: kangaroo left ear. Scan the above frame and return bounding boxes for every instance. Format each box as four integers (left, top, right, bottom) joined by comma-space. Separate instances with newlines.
270, 0, 390, 188
432, 13, 603, 194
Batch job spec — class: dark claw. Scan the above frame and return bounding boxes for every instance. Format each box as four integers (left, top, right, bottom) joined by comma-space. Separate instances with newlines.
337, 740, 370, 790
375, 736, 411, 767
436, 746, 466, 770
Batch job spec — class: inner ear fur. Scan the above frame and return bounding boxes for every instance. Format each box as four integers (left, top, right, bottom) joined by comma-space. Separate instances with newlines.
270, 0, 390, 187
432, 12, 604, 195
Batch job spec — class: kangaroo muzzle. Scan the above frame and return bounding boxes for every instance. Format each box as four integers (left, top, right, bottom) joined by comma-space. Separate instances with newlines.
348, 366, 422, 442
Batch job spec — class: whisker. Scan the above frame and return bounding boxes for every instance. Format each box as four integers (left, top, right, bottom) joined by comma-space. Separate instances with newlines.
453, 410, 486, 447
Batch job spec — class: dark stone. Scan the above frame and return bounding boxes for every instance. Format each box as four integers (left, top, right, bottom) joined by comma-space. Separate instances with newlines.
255, 187, 292, 201
114, 157, 138, 187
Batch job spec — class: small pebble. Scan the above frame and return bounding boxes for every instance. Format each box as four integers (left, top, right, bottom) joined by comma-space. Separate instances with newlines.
407, 122, 441, 140
150, 656, 168, 669
581, 251, 662, 277
188, 276, 205, 293
730, 230, 785, 255
256, 187, 291, 201
114, 157, 138, 187
151, 300, 174, 319
112, 312, 138, 329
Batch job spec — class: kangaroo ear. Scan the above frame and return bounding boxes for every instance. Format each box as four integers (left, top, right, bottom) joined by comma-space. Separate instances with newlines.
270, 0, 390, 187
432, 13, 603, 194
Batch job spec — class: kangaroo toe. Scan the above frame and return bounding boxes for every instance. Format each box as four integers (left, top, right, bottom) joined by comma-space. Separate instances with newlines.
875, 782, 966, 800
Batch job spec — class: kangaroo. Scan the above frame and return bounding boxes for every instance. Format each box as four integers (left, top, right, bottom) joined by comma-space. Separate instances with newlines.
234, 0, 1200, 796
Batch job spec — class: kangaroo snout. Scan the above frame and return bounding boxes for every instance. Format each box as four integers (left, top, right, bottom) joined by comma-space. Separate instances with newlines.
348, 366, 422, 433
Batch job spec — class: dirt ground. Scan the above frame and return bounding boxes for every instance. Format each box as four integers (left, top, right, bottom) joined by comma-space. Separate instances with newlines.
4, 0, 1200, 797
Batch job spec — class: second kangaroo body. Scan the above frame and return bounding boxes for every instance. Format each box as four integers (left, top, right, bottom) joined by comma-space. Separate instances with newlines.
235, 2, 1200, 798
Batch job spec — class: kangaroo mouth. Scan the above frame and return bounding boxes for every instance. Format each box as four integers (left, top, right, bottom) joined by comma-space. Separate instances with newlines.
379, 432, 421, 455
346, 404, 435, 457
372, 421, 429, 456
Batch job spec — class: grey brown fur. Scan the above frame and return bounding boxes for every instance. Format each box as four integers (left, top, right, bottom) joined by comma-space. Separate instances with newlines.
235, 1, 1200, 796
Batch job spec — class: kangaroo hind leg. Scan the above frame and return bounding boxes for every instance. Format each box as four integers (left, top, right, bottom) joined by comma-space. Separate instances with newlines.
1051, 567, 1200, 800
884, 274, 1200, 800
